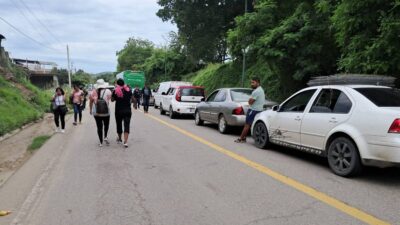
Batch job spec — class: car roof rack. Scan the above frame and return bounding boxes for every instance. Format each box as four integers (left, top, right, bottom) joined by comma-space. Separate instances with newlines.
307, 74, 396, 87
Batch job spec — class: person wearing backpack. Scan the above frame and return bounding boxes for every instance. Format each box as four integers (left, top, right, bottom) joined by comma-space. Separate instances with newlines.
89, 79, 112, 147
112, 79, 134, 148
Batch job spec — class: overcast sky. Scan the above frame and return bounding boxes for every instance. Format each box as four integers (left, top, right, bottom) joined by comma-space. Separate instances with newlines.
0, 0, 176, 73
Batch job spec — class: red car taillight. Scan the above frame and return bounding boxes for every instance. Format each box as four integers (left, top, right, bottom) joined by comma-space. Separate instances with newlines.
175, 89, 181, 102
388, 119, 400, 133
232, 106, 244, 115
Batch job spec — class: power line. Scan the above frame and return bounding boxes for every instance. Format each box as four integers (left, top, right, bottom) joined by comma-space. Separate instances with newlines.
17, 0, 63, 45
0, 16, 62, 53
8, 0, 50, 44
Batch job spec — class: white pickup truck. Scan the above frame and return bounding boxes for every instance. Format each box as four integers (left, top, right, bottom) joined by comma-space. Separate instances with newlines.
160, 86, 205, 119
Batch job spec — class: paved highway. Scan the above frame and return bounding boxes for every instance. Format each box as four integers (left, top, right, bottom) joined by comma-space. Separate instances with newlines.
0, 106, 399, 225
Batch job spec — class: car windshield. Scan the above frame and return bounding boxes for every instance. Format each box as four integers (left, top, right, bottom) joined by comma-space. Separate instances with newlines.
230, 89, 252, 102
354, 87, 400, 107
181, 88, 204, 96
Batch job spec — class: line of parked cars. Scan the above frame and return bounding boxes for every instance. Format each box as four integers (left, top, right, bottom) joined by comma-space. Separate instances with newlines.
152, 80, 400, 177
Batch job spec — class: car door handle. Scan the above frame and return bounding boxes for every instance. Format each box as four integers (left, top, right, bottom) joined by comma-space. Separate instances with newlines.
329, 117, 338, 123
294, 117, 301, 121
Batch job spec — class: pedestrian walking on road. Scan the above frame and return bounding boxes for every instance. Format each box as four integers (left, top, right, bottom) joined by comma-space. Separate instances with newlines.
52, 87, 68, 133
235, 77, 265, 143
141, 84, 152, 113
71, 85, 84, 125
112, 79, 134, 148
133, 86, 141, 110
90, 79, 112, 147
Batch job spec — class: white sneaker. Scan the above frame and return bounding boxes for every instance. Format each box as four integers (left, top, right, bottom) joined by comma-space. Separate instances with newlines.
99, 143, 103, 147
61, 129, 65, 133
104, 138, 110, 145
55, 128, 60, 133
123, 143, 128, 148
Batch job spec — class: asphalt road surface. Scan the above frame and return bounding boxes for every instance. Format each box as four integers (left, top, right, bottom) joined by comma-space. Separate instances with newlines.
0, 105, 399, 225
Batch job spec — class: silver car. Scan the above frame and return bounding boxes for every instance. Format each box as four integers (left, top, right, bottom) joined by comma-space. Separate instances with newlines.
195, 88, 276, 133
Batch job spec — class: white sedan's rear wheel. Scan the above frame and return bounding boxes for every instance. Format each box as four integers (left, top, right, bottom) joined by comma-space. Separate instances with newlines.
327, 137, 362, 177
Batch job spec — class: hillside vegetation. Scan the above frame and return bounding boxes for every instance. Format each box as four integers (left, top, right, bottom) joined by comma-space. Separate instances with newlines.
0, 63, 51, 136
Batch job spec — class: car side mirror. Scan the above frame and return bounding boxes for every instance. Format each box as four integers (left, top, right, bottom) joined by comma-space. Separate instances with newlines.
272, 105, 280, 112
161, 92, 166, 95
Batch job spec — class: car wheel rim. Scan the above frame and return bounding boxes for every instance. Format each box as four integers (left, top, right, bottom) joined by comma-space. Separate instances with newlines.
195, 112, 200, 123
255, 124, 266, 146
219, 117, 226, 132
330, 142, 353, 172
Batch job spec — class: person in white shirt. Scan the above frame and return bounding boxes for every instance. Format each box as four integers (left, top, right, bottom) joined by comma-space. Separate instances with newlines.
52, 87, 67, 133
89, 79, 112, 147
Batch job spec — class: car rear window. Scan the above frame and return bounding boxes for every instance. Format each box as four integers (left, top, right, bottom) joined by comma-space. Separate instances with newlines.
230, 89, 252, 102
354, 88, 400, 107
181, 88, 204, 96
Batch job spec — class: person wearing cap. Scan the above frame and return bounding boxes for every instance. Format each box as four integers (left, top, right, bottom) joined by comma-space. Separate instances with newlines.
89, 79, 112, 147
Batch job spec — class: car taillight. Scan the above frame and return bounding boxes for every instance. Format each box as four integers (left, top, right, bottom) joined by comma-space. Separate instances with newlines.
388, 119, 400, 133
176, 89, 181, 102
232, 106, 244, 115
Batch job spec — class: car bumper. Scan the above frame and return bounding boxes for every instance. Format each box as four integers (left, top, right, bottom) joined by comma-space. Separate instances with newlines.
362, 136, 400, 167
226, 115, 246, 126
175, 104, 197, 115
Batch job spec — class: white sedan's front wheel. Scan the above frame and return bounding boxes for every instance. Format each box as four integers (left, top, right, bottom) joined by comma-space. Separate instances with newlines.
253, 122, 269, 149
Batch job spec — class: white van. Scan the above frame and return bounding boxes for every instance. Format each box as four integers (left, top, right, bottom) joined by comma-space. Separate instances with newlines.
154, 81, 192, 108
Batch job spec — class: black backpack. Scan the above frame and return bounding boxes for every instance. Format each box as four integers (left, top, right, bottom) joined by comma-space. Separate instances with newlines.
96, 89, 109, 115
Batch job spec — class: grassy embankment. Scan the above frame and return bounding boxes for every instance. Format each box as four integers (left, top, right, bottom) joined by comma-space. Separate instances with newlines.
0, 67, 52, 136
184, 62, 283, 101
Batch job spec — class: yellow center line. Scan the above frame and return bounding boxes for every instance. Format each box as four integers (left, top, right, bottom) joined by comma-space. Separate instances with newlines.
146, 113, 391, 225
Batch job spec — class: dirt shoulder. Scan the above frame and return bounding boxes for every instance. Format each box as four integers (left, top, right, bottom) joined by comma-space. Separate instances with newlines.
0, 113, 58, 186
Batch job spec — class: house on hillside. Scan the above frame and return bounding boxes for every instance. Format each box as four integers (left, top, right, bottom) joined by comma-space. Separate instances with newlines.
12, 58, 59, 89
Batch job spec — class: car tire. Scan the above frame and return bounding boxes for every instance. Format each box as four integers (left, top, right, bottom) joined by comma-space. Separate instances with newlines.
195, 111, 204, 126
154, 104, 159, 109
160, 104, 166, 115
327, 137, 362, 177
253, 122, 269, 149
218, 115, 229, 134
169, 106, 176, 119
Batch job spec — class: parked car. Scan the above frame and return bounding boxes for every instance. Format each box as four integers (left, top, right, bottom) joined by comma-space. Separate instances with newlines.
160, 86, 205, 119
153, 81, 192, 109
251, 85, 400, 177
195, 88, 276, 134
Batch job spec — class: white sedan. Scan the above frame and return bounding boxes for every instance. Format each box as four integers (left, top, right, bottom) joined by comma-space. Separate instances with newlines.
251, 85, 400, 177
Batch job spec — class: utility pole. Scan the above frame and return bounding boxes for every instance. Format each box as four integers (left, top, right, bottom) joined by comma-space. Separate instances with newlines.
164, 46, 167, 81
67, 45, 71, 88
242, 0, 248, 87
242, 50, 246, 87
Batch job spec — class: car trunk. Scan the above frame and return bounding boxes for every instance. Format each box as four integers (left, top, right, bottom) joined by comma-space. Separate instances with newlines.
179, 87, 205, 103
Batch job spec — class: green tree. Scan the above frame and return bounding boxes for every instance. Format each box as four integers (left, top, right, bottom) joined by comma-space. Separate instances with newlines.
116, 37, 154, 71
332, 0, 400, 77
157, 0, 254, 63
228, 0, 339, 99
